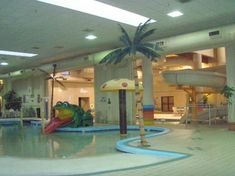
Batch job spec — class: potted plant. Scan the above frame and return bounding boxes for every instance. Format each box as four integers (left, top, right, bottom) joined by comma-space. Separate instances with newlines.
221, 85, 235, 104
3, 90, 22, 111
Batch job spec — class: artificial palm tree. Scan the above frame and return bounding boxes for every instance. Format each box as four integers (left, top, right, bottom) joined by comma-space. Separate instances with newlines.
99, 19, 162, 146
38, 64, 65, 118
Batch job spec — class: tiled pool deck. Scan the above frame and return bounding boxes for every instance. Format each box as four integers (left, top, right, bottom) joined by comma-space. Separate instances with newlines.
0, 123, 235, 176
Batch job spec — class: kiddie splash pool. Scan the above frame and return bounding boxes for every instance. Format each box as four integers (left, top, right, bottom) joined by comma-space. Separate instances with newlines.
0, 120, 189, 176
0, 125, 147, 159
0, 119, 187, 159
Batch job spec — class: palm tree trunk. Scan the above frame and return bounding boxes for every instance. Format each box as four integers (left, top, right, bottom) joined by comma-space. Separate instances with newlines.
132, 56, 149, 147
50, 64, 56, 119
191, 87, 197, 124
50, 79, 54, 119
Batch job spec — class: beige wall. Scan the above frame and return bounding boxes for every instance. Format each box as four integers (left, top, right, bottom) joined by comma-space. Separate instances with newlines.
207, 94, 227, 106
9, 75, 46, 117
95, 59, 135, 124
53, 81, 94, 108
153, 69, 187, 111
12, 75, 45, 107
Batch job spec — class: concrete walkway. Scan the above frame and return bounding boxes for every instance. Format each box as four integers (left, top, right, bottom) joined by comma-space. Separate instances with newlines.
100, 124, 235, 176
1, 124, 235, 176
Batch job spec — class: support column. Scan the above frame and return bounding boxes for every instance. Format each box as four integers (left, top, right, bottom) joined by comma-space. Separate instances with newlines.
225, 43, 235, 130
214, 47, 226, 66
119, 90, 127, 135
193, 53, 203, 102
193, 53, 202, 69
192, 53, 202, 123
143, 59, 154, 124
191, 87, 197, 123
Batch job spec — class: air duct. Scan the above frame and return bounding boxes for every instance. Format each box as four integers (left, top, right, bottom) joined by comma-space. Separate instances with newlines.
39, 23, 235, 73
1, 24, 235, 79
156, 24, 235, 55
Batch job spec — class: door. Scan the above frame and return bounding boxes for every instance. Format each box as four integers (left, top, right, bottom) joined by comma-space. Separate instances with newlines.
78, 97, 90, 111
161, 96, 174, 112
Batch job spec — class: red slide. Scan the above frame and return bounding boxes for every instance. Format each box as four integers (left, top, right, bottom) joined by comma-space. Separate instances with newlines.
44, 117, 72, 134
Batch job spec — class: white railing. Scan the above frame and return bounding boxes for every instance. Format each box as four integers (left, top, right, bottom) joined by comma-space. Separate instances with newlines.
183, 104, 228, 126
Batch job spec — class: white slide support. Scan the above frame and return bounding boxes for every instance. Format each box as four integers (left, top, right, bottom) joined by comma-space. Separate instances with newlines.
161, 70, 227, 123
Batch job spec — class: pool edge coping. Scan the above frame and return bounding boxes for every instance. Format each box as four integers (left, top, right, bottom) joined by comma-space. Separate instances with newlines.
57, 125, 188, 159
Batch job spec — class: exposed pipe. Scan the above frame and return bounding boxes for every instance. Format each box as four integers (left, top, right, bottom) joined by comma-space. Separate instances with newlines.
156, 24, 235, 55
1, 24, 235, 79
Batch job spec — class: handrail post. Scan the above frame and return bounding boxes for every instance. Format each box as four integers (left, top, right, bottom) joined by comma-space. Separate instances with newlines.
20, 107, 23, 128
208, 104, 211, 126
41, 114, 45, 133
185, 105, 188, 126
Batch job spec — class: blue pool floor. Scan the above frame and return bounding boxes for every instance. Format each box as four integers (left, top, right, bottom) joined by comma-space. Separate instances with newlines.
0, 123, 235, 176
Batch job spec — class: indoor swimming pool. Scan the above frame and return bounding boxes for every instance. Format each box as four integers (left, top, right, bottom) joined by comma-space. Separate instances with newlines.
0, 125, 150, 159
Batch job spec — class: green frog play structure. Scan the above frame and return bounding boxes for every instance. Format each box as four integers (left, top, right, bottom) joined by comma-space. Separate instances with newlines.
44, 101, 93, 134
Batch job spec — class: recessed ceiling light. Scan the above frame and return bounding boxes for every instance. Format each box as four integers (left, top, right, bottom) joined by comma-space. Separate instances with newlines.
37, 0, 156, 26
167, 11, 183, 17
0, 62, 8, 66
0, 50, 37, 57
85, 35, 97, 40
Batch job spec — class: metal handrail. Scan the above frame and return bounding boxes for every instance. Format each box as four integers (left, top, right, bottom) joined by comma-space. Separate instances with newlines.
184, 104, 228, 125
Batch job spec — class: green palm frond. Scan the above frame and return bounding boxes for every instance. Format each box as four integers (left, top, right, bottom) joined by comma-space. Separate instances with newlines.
99, 48, 122, 64
135, 19, 151, 38
134, 19, 151, 45
137, 46, 161, 61
139, 42, 154, 48
114, 47, 131, 64
99, 48, 130, 65
119, 24, 132, 46
131, 23, 144, 55
99, 19, 161, 65
137, 28, 156, 43
153, 42, 163, 51
141, 42, 163, 52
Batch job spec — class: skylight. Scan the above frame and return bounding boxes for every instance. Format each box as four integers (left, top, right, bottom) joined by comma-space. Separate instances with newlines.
0, 50, 37, 57
0, 62, 8, 66
37, 0, 156, 26
167, 11, 183, 17
85, 34, 97, 40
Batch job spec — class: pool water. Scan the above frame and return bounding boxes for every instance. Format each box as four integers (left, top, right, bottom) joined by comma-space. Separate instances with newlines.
0, 125, 145, 159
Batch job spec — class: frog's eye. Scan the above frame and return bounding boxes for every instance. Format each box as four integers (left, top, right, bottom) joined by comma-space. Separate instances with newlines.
63, 101, 69, 107
56, 101, 62, 105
